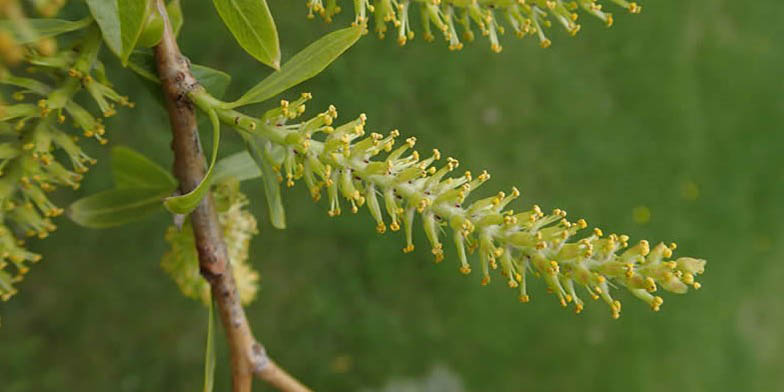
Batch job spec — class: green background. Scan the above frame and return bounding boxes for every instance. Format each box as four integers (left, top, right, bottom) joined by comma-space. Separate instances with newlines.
2, 1, 783, 391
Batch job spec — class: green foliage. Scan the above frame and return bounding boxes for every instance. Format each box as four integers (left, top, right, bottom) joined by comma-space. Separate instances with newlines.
163, 107, 220, 214
212, 0, 281, 69
212, 152, 261, 184
229, 25, 363, 108
85, 0, 123, 57
244, 132, 287, 229
118, 0, 153, 64
0, 17, 92, 44
67, 187, 173, 228
111, 146, 176, 189
68, 146, 176, 228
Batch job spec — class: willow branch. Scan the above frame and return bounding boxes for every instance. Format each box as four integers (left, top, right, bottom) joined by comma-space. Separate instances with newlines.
152, 1, 310, 391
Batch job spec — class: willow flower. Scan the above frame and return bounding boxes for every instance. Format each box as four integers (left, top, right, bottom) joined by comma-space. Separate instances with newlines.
306, 0, 643, 51
0, 24, 130, 302
195, 91, 706, 318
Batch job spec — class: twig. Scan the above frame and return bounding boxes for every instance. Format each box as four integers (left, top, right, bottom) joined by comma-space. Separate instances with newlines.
153, 1, 311, 391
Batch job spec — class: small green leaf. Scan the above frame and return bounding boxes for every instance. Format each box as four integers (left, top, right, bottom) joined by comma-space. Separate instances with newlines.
68, 187, 171, 228
212, 0, 280, 69
163, 109, 221, 214
85, 0, 123, 58
203, 297, 216, 392
111, 146, 176, 189
244, 135, 286, 229
118, 0, 152, 64
191, 65, 232, 99
230, 26, 362, 107
127, 50, 232, 98
168, 0, 184, 37
0, 18, 93, 44
126, 50, 158, 82
213, 151, 262, 184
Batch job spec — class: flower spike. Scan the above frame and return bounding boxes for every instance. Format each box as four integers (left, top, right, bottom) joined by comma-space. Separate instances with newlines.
305, 0, 643, 51
202, 91, 706, 319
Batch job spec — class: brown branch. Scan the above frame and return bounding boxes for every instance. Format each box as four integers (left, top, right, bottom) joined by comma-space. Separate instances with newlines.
152, 2, 311, 391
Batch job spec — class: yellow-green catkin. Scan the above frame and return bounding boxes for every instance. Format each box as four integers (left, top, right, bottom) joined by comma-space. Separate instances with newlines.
221, 92, 705, 319
161, 182, 261, 306
0, 9, 130, 303
306, 0, 642, 51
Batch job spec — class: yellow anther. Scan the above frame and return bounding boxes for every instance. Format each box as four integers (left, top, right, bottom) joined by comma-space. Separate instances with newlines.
514, 273, 522, 283
402, 244, 415, 253
459, 265, 472, 275
376, 223, 386, 234
651, 296, 663, 311
575, 303, 584, 314
481, 276, 490, 286
389, 221, 400, 231
693, 282, 701, 290
593, 227, 603, 237
645, 277, 657, 292
625, 264, 634, 278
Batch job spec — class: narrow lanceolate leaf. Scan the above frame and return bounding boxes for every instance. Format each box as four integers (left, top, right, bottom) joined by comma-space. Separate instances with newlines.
0, 18, 93, 44
118, 0, 152, 64
230, 26, 362, 108
67, 188, 172, 228
86, 0, 123, 57
203, 298, 216, 392
111, 146, 176, 189
212, 0, 280, 69
168, 0, 184, 37
244, 135, 286, 229
213, 151, 262, 184
164, 109, 222, 214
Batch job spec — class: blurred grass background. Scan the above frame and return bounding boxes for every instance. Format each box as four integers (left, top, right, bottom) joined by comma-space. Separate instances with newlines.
2, 1, 783, 391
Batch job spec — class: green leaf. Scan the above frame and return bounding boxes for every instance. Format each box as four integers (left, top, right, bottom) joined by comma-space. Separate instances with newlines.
85, 0, 123, 58
127, 50, 232, 98
213, 151, 262, 184
192, 65, 232, 99
111, 146, 176, 189
203, 298, 216, 392
244, 135, 286, 229
230, 26, 362, 108
163, 109, 221, 214
212, 0, 280, 70
168, 0, 184, 37
67, 187, 171, 228
118, 0, 152, 64
0, 18, 93, 44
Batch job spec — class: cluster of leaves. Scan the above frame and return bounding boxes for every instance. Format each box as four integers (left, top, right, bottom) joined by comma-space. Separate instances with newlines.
306, 0, 642, 51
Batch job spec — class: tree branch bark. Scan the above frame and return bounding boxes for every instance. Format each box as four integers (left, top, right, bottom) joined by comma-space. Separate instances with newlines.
153, 2, 311, 391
